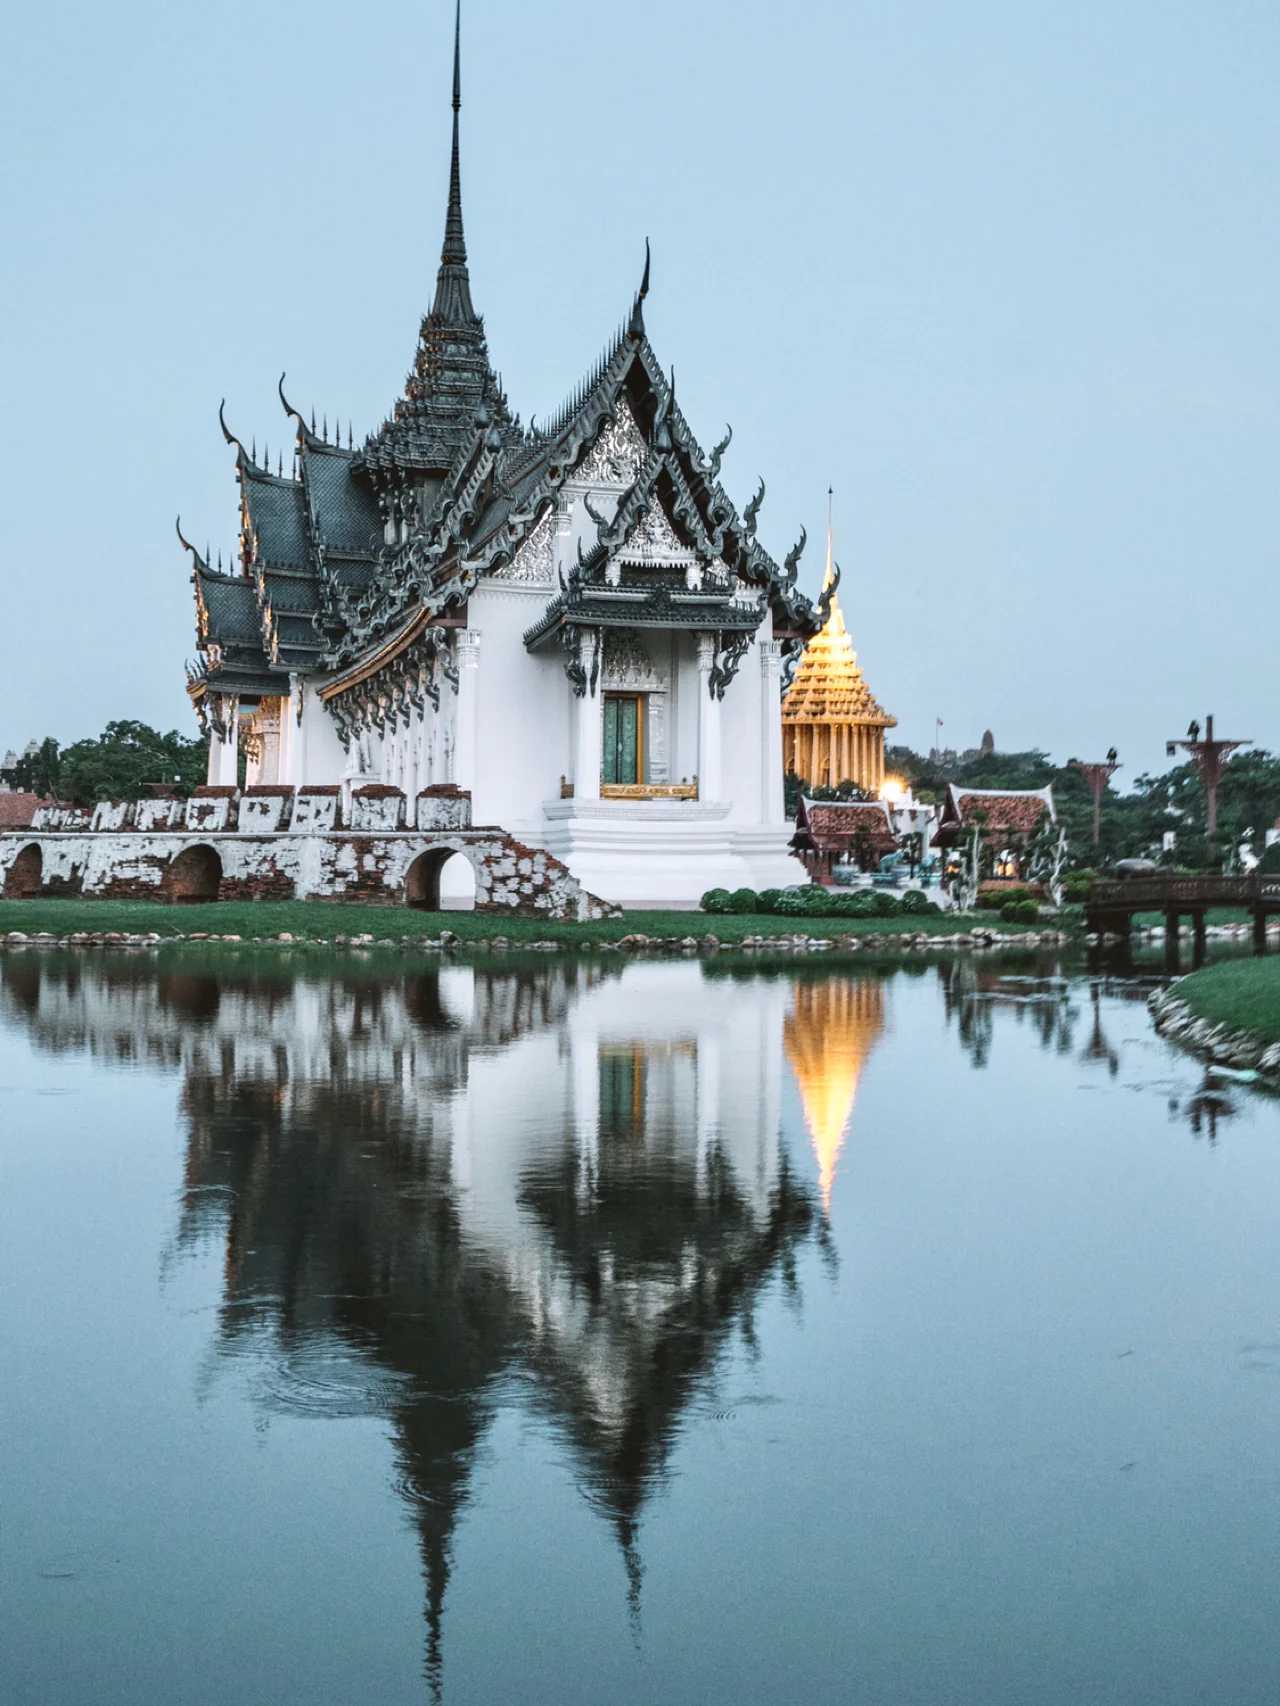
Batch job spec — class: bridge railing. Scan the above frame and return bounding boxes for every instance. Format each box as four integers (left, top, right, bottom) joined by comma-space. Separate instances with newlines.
1088, 875, 1280, 910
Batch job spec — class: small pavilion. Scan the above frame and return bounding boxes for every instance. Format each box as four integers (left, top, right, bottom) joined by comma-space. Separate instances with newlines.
782, 509, 895, 793
790, 797, 898, 881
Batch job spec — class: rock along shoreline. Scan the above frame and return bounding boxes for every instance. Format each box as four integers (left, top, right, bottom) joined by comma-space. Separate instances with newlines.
1148, 985, 1280, 1078
0, 926, 1074, 959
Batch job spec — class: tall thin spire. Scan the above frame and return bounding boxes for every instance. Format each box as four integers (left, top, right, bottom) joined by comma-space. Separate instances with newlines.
432, 0, 475, 320
363, 0, 510, 471
442, 0, 465, 266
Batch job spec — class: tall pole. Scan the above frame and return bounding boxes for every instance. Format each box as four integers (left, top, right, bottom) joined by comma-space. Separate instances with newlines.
1070, 757, 1121, 846
1166, 714, 1250, 840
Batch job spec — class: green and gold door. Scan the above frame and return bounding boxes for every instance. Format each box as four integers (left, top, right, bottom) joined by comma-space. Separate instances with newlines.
602, 694, 645, 787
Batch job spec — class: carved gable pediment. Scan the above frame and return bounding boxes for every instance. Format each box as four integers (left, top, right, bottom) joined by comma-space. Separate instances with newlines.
601, 629, 666, 692
567, 398, 646, 491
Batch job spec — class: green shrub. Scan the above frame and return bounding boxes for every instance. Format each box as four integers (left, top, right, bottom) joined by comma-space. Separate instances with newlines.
826, 892, 869, 917
900, 889, 939, 916
700, 888, 733, 914
728, 887, 759, 914
871, 892, 900, 917
1061, 869, 1096, 900
1000, 898, 1040, 924
774, 891, 811, 916
977, 886, 1033, 911
756, 888, 784, 914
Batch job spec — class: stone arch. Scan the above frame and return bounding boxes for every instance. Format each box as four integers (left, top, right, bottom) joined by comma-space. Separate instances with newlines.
3, 843, 43, 899
404, 846, 478, 911
163, 844, 223, 904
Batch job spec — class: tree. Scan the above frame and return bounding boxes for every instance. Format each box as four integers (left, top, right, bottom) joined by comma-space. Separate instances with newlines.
57, 721, 206, 805
884, 742, 1280, 872
0, 736, 61, 796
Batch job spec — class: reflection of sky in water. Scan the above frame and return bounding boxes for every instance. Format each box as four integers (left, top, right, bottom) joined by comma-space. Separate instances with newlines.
3, 951, 1280, 1706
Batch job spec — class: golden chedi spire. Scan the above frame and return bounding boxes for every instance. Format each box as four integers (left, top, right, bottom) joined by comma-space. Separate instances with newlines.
783, 977, 887, 1211
783, 493, 896, 792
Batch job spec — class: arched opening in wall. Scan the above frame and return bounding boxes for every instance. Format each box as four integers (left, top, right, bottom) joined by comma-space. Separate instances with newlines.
163, 844, 223, 904
439, 851, 476, 912
4, 844, 43, 899
404, 849, 476, 911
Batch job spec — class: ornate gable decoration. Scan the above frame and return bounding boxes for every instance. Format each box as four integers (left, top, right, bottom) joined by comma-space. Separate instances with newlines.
489, 507, 555, 586
602, 629, 666, 693
566, 399, 647, 491
620, 502, 694, 565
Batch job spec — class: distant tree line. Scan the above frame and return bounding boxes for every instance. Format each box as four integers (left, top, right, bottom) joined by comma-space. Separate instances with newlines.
885, 743, 1280, 873
0, 721, 206, 805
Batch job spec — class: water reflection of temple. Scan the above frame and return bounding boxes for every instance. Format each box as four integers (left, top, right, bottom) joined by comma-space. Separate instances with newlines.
783, 977, 886, 1209
1, 954, 816, 1694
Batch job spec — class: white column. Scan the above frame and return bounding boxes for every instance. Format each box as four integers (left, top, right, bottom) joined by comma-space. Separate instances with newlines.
696, 636, 722, 803
574, 630, 602, 801
759, 640, 784, 825
207, 694, 238, 785
277, 676, 303, 785
453, 630, 481, 794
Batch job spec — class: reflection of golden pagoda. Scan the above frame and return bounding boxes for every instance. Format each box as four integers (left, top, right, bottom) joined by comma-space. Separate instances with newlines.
782, 503, 895, 793
784, 977, 887, 1210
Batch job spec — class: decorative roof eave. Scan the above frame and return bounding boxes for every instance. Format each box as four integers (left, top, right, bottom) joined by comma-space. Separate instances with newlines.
522, 587, 764, 652
318, 598, 469, 703
786, 709, 899, 729
186, 656, 283, 701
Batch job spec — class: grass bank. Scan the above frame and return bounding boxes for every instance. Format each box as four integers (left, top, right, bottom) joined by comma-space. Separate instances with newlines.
1174, 959, 1280, 1045
0, 898, 1040, 947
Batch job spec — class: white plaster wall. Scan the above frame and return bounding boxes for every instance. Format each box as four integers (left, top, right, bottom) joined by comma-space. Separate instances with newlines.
468, 585, 571, 828
293, 679, 347, 786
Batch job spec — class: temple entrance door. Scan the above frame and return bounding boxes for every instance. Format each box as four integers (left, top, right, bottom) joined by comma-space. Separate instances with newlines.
602, 694, 644, 787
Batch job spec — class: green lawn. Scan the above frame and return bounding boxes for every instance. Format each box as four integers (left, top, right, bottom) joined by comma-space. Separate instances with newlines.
1174, 959, 1280, 1044
0, 898, 1039, 947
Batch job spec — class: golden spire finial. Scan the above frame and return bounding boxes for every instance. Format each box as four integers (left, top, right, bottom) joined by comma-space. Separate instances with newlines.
823, 485, 835, 595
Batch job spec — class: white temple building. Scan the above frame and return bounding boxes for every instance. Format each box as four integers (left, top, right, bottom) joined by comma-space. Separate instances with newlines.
183, 8, 828, 906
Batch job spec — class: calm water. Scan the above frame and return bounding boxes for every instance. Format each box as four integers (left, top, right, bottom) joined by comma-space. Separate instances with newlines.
4, 949, 1280, 1706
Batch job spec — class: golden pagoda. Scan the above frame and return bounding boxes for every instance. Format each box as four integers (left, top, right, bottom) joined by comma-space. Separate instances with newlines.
783, 977, 887, 1211
782, 502, 895, 793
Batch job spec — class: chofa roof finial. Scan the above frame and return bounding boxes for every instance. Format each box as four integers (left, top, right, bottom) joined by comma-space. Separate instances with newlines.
628, 237, 651, 339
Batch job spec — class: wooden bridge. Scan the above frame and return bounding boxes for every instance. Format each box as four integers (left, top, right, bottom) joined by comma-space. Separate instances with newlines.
1086, 874, 1280, 965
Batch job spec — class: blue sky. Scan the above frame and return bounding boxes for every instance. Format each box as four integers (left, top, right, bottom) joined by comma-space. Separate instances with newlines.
2, 0, 1276, 778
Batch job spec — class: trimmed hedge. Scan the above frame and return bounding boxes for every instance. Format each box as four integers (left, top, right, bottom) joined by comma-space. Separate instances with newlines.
702, 884, 942, 921
977, 886, 1035, 911
1001, 898, 1040, 923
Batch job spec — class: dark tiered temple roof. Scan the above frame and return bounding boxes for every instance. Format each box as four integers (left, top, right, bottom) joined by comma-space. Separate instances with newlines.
185, 5, 820, 714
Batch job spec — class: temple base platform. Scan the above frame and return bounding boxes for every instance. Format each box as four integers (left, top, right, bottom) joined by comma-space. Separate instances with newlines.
530, 799, 804, 909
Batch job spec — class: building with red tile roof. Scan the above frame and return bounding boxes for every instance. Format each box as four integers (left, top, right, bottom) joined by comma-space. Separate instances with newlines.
0, 793, 42, 830
790, 797, 898, 880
